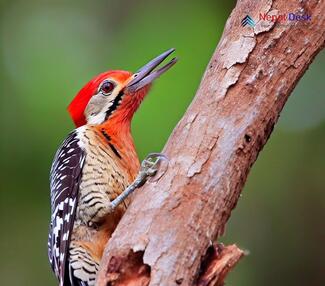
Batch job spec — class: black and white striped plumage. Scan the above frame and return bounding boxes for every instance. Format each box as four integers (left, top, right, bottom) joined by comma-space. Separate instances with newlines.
48, 131, 85, 286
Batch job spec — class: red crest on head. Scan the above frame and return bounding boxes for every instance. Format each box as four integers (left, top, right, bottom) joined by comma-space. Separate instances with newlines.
67, 70, 132, 127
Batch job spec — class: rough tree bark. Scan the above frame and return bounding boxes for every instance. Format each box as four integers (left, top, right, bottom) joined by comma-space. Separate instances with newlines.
96, 0, 325, 285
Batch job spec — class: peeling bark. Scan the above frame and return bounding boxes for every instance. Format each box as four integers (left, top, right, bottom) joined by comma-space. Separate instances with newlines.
196, 244, 244, 286
97, 0, 325, 285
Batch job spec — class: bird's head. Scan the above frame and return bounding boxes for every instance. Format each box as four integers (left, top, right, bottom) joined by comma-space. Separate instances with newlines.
68, 49, 177, 128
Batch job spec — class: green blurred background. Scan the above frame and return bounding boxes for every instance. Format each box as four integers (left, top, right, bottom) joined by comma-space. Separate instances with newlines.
0, 0, 324, 285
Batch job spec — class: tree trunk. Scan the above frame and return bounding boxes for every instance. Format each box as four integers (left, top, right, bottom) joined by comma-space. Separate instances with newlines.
96, 0, 325, 285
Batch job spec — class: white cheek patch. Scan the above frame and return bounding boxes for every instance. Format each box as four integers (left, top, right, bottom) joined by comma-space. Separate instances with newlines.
86, 87, 121, 125
87, 112, 107, 125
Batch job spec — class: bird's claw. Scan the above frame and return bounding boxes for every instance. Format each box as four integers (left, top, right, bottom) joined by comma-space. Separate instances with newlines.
140, 152, 168, 178
110, 153, 168, 209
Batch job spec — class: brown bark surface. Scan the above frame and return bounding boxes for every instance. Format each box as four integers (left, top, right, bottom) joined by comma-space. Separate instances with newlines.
97, 0, 325, 285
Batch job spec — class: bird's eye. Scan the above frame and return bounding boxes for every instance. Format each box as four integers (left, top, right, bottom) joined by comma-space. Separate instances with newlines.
100, 81, 115, 95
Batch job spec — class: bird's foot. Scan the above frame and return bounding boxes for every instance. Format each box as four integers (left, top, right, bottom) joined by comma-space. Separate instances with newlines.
110, 153, 168, 209
139, 152, 168, 178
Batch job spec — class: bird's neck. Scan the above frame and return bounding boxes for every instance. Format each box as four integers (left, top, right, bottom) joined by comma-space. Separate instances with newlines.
98, 119, 140, 180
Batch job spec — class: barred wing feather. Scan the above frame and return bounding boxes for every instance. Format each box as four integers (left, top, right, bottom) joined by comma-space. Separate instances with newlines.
48, 131, 85, 285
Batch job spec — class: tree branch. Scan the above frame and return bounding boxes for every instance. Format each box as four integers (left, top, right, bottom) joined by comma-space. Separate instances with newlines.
96, 0, 325, 285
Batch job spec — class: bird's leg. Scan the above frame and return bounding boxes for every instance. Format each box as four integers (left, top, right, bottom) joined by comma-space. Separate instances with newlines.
110, 153, 168, 210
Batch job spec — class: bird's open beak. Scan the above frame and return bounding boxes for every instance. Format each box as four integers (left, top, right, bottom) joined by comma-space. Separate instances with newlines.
125, 48, 177, 93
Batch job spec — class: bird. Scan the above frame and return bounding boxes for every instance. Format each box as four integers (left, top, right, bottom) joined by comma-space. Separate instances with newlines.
48, 49, 177, 286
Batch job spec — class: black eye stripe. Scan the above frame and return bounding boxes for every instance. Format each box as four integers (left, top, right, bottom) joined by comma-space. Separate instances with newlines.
105, 91, 124, 120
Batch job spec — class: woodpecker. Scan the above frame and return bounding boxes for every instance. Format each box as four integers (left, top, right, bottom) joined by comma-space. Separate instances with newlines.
48, 49, 177, 286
